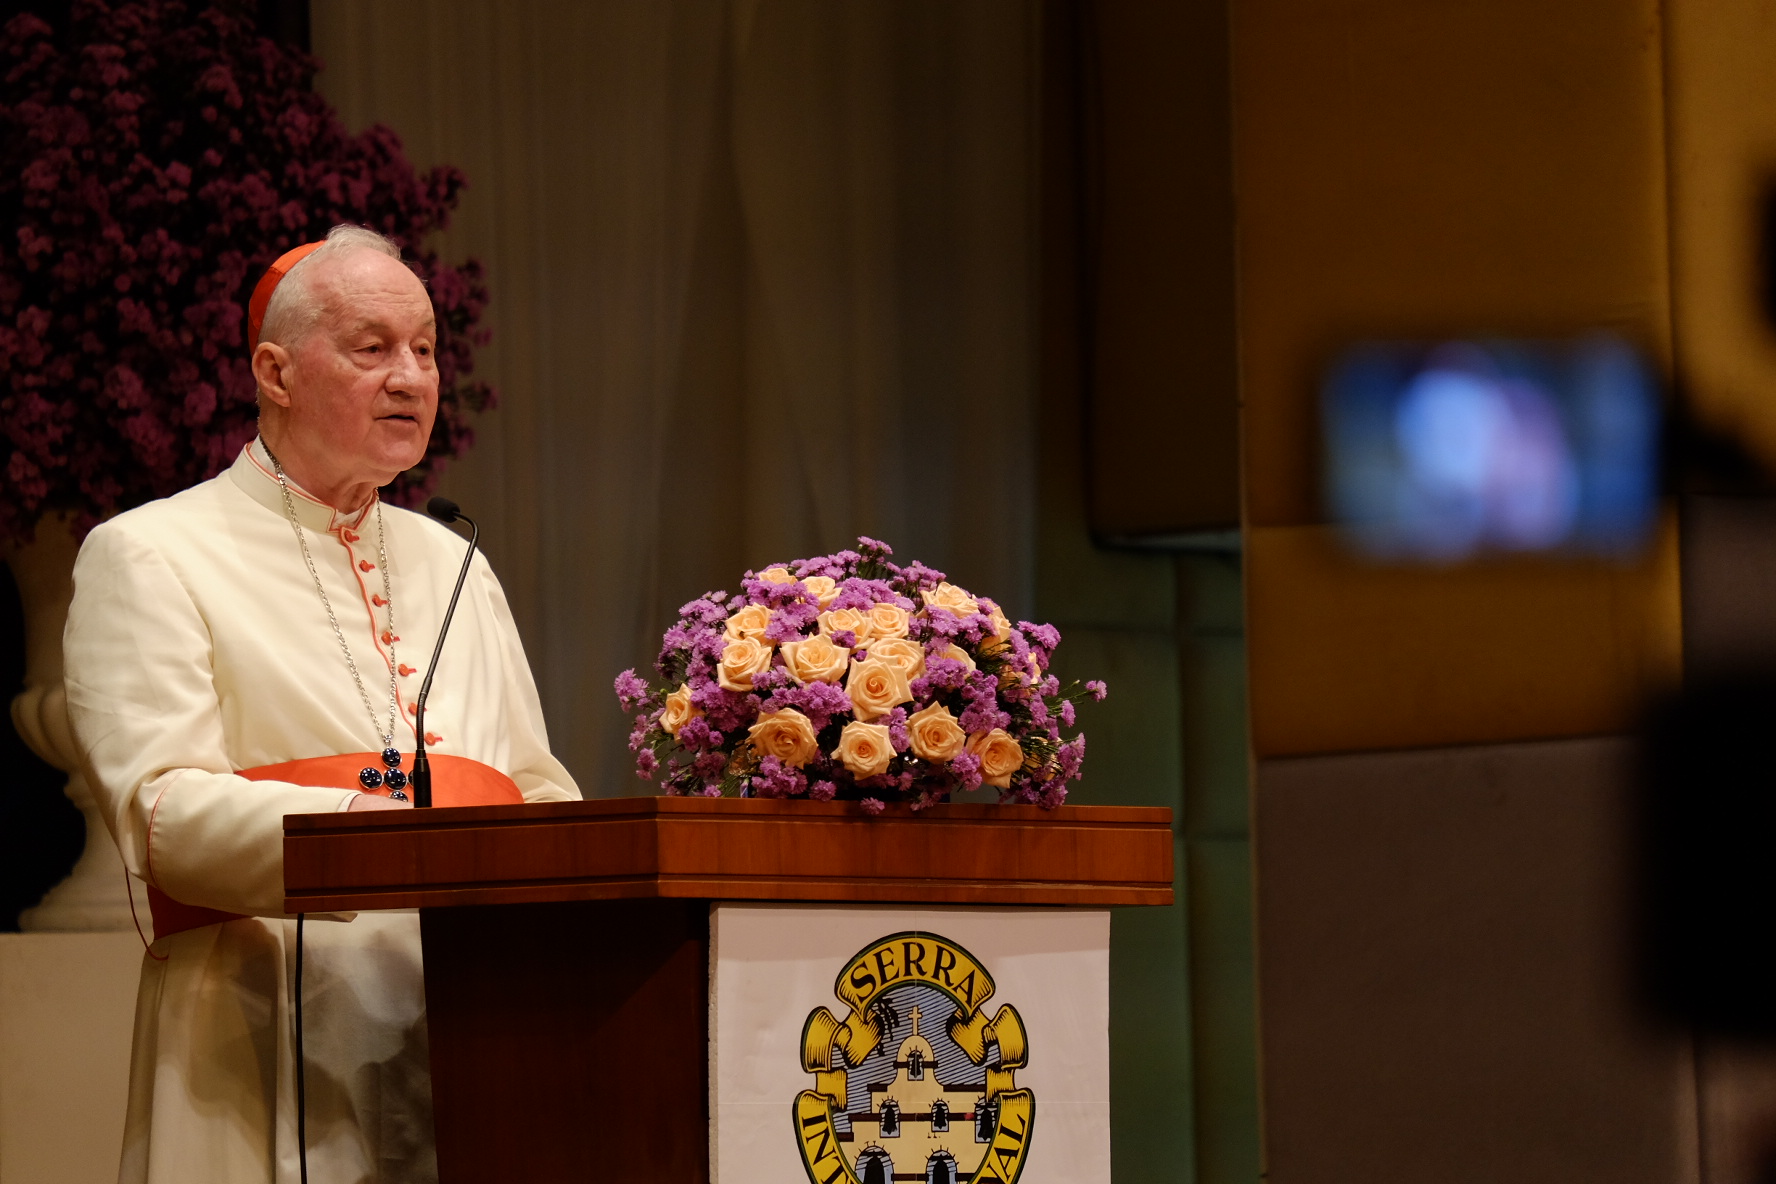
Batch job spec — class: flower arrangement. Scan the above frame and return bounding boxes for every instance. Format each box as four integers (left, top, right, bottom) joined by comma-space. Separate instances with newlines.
614, 538, 1108, 813
0, 0, 493, 545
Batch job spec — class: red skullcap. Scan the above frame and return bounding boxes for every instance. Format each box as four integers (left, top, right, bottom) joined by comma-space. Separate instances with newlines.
246, 240, 325, 350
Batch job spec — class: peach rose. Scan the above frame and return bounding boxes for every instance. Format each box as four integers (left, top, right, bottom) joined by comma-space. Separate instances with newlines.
748, 709, 820, 767
868, 638, 926, 680
718, 636, 774, 692
781, 634, 851, 685
818, 608, 874, 645
920, 581, 979, 619
801, 575, 841, 608
759, 566, 796, 585
940, 644, 977, 673
846, 657, 914, 722
660, 683, 701, 736
998, 651, 1040, 690
865, 602, 910, 640
724, 603, 772, 642
980, 602, 1013, 652
966, 728, 1025, 789
835, 720, 895, 779
907, 703, 966, 763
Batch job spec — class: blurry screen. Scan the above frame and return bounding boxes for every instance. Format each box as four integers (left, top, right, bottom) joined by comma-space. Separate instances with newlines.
1322, 336, 1660, 561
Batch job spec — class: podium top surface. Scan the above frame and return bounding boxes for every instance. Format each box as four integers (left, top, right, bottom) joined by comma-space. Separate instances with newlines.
283, 795, 1174, 912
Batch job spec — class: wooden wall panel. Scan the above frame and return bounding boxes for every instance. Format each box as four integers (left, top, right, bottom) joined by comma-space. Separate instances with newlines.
1233, 0, 1681, 757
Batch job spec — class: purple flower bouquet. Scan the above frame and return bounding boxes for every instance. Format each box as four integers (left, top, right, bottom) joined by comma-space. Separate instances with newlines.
614, 538, 1107, 812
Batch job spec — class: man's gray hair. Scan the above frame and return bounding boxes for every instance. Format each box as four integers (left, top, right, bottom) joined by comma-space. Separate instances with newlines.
257, 224, 405, 349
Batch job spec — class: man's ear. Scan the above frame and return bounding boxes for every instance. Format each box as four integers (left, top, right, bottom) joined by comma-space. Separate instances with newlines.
252, 342, 295, 409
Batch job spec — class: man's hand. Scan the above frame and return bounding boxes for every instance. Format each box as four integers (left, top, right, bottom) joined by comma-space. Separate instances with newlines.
347, 792, 414, 812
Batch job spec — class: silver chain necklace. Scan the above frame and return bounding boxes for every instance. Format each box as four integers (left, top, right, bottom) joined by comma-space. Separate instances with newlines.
260, 437, 410, 796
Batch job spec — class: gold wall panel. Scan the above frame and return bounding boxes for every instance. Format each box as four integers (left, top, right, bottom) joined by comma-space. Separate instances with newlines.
1665, 0, 1776, 468
1234, 0, 1682, 756
1247, 522, 1681, 759
1233, 0, 1672, 529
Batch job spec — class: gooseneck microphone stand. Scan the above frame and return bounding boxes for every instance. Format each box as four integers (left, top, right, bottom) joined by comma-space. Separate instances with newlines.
411, 496, 480, 808
295, 496, 480, 1184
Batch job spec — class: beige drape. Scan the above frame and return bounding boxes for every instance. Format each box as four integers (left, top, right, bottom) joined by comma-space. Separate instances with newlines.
311, 0, 1037, 792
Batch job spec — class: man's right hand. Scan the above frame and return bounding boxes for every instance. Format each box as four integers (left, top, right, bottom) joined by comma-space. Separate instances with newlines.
347, 792, 414, 812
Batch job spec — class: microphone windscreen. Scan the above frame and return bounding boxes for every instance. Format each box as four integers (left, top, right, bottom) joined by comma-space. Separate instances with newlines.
426, 496, 461, 523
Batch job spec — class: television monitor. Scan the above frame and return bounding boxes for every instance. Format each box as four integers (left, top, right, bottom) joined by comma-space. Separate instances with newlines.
1321, 336, 1660, 561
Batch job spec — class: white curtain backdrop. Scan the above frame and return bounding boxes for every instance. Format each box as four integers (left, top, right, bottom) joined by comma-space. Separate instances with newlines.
310, 0, 1038, 794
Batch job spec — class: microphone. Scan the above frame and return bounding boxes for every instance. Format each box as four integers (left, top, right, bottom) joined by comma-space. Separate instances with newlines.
411, 496, 479, 808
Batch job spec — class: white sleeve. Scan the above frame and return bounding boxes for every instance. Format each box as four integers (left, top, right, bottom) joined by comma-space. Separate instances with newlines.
62, 522, 357, 916
475, 558, 581, 803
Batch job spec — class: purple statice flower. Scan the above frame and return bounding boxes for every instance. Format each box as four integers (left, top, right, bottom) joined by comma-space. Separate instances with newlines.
886, 707, 910, 753
809, 780, 838, 801
1060, 699, 1077, 728
614, 668, 650, 712
833, 629, 857, 648
627, 712, 654, 753
634, 749, 659, 779
859, 797, 887, 816
922, 610, 965, 639
950, 750, 984, 790
701, 784, 724, 797
1029, 696, 1051, 729
1086, 680, 1109, 701
910, 788, 942, 811
678, 595, 731, 628
1022, 622, 1061, 652
765, 600, 819, 642
1037, 783, 1068, 809
701, 688, 760, 733
829, 580, 872, 612
751, 666, 792, 695
1039, 675, 1061, 698
762, 681, 853, 731
923, 655, 972, 693
1056, 735, 1087, 781
690, 628, 728, 661
691, 751, 727, 779
900, 561, 947, 590
751, 755, 806, 799
958, 675, 1011, 736
856, 536, 894, 556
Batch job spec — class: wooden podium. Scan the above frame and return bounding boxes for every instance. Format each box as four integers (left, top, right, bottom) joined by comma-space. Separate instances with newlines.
284, 796, 1173, 1183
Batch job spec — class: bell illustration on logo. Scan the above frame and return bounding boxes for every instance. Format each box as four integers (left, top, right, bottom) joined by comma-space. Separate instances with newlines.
794, 932, 1035, 1184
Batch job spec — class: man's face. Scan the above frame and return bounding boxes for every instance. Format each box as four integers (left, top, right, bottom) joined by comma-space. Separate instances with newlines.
280, 250, 439, 483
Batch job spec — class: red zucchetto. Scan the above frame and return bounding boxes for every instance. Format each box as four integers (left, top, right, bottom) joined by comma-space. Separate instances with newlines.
246, 240, 325, 349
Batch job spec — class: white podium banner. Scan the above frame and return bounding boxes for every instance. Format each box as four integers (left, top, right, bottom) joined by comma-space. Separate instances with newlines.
710, 903, 1110, 1184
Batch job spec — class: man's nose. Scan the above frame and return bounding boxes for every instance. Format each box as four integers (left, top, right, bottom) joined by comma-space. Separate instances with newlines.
385, 345, 429, 394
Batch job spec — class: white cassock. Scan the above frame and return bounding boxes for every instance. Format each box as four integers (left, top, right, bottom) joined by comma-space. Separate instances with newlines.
62, 439, 581, 1184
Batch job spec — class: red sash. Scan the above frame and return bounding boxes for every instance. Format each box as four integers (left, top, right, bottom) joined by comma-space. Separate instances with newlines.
145, 753, 524, 942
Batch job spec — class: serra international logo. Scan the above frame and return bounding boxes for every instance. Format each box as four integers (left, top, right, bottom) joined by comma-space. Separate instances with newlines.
795, 932, 1034, 1184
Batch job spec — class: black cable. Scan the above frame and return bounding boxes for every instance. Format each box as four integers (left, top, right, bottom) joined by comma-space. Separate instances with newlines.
296, 913, 309, 1184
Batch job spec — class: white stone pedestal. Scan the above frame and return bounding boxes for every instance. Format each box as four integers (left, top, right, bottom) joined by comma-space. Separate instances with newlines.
0, 933, 140, 1184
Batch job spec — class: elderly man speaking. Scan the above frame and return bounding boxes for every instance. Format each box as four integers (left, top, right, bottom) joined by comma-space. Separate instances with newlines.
63, 224, 580, 1183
